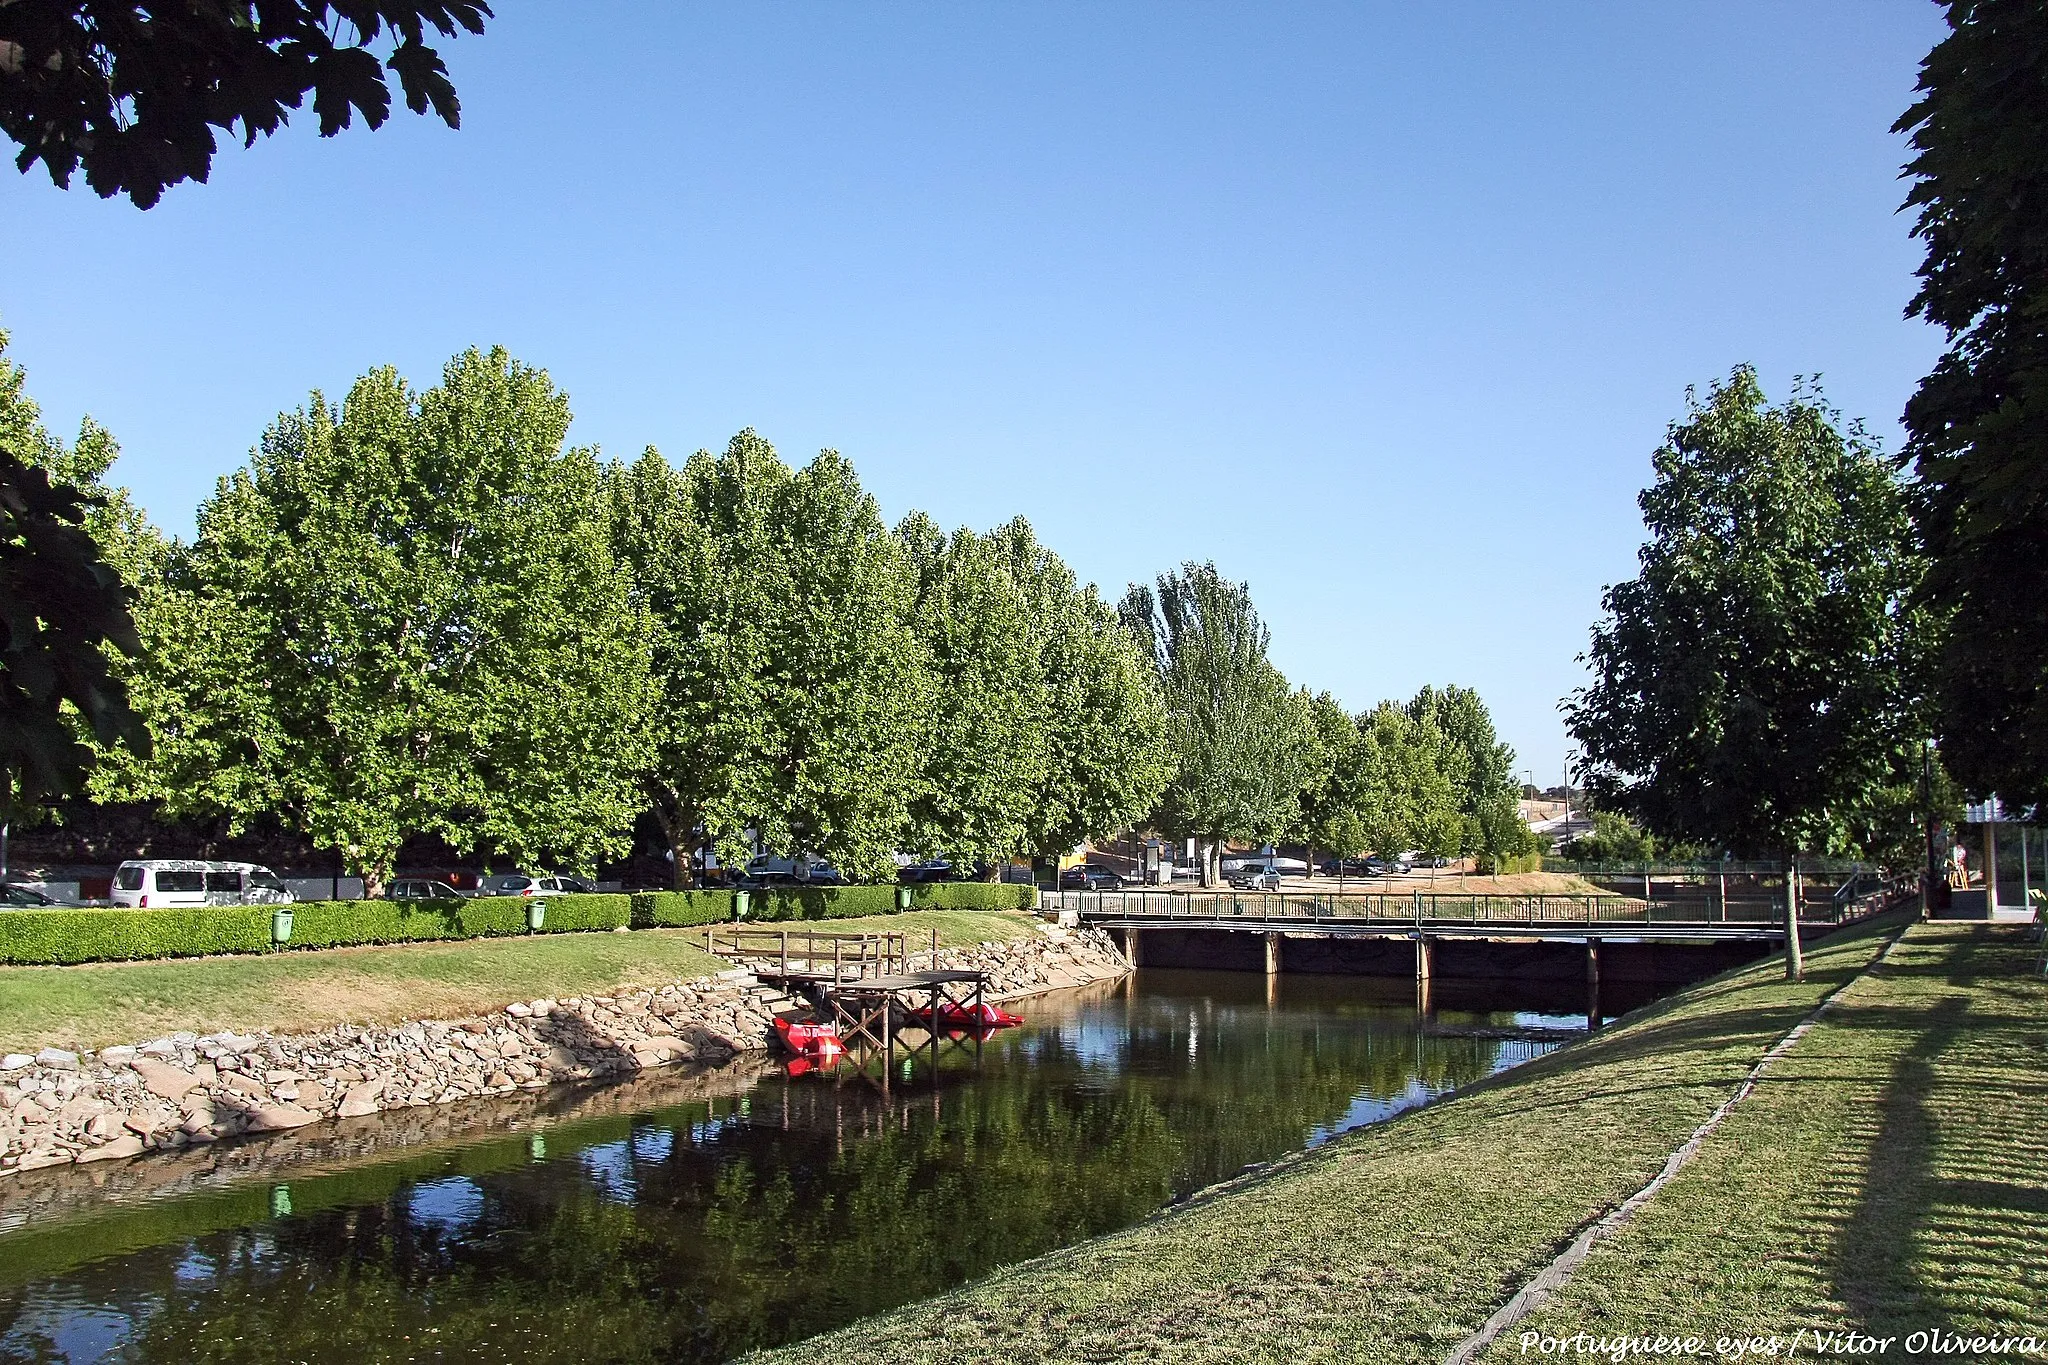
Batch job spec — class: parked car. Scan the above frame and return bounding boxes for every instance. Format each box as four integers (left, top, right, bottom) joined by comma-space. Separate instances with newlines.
536, 874, 598, 893
1410, 855, 1452, 869
1318, 857, 1376, 877
385, 878, 466, 903
0, 884, 57, 908
111, 860, 294, 908
477, 873, 546, 897
1363, 857, 1405, 876
1228, 867, 1281, 891
1060, 865, 1125, 890
746, 856, 839, 884
898, 860, 955, 884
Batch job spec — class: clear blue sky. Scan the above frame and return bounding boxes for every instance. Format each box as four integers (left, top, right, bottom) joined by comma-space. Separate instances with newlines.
1, 1, 1947, 785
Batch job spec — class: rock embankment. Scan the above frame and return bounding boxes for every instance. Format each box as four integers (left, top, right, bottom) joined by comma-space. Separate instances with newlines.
0, 921, 1128, 1176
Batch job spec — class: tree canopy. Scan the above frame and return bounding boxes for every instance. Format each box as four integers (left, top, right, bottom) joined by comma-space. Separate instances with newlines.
1565, 367, 1929, 859
1895, 0, 2048, 811
1, 0, 489, 208
0, 332, 149, 822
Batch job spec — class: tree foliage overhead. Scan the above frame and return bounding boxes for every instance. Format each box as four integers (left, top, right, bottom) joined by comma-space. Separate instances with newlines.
0, 0, 490, 208
1895, 0, 2048, 810
0, 331, 149, 820
1565, 367, 1930, 858
120, 347, 653, 890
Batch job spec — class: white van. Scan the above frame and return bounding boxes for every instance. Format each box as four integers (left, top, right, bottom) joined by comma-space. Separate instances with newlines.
110, 860, 296, 909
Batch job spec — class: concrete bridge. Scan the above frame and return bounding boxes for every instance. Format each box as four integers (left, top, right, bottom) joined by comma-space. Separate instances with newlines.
1045, 883, 1907, 1023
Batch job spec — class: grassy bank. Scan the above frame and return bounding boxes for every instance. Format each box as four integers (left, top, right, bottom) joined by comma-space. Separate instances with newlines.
754, 908, 2045, 1364
0, 909, 1041, 1053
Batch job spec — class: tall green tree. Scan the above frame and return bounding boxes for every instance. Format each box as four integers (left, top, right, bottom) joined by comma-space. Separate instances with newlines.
898, 513, 1049, 868
1, 1, 490, 208
1407, 684, 1534, 865
1120, 562, 1317, 885
613, 432, 927, 884
988, 518, 1172, 866
0, 331, 149, 822
1294, 690, 1369, 871
1565, 369, 1928, 974
1356, 700, 1462, 863
1895, 0, 2048, 811
133, 347, 653, 892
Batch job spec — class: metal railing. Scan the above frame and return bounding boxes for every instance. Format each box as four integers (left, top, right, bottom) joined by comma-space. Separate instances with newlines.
1040, 885, 1894, 929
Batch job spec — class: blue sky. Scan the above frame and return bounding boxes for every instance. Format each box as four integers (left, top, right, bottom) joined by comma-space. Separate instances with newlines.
1, 1, 1947, 784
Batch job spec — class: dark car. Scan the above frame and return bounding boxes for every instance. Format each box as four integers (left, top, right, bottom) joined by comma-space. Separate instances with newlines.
385, 878, 464, 903
1318, 857, 1375, 877
898, 860, 954, 884
0, 884, 57, 908
1060, 865, 1125, 890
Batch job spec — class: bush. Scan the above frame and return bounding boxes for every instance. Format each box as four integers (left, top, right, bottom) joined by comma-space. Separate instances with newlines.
748, 884, 902, 922
287, 898, 529, 948
631, 891, 735, 928
915, 882, 1036, 911
1477, 852, 1546, 876
534, 893, 633, 933
0, 906, 274, 964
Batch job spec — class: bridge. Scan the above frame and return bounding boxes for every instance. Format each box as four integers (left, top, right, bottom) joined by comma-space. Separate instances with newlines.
1046, 877, 1909, 1022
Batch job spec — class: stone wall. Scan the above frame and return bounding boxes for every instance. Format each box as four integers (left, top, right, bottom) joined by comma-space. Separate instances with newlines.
0, 922, 1129, 1178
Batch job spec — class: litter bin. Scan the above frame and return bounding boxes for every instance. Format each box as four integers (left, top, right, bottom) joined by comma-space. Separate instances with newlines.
271, 907, 294, 945
895, 885, 913, 911
527, 899, 547, 932
733, 889, 750, 921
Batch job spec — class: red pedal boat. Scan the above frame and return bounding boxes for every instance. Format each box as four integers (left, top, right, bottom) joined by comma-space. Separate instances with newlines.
775, 1016, 848, 1061
905, 1001, 1023, 1030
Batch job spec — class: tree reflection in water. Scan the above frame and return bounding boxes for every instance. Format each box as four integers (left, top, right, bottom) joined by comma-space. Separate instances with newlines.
0, 968, 1591, 1363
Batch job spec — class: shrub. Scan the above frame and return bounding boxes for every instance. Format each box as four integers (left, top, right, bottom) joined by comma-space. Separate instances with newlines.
0, 907, 274, 965
1476, 852, 1546, 876
534, 893, 633, 933
630, 891, 735, 928
748, 884, 902, 922
287, 898, 528, 948
915, 882, 1036, 911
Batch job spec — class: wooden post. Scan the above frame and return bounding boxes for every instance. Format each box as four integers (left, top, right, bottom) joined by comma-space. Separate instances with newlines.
1784, 861, 1804, 981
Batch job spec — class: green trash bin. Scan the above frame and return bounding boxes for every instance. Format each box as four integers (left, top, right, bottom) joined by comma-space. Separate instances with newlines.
733, 889, 750, 921
527, 899, 547, 932
271, 906, 294, 945
895, 885, 913, 911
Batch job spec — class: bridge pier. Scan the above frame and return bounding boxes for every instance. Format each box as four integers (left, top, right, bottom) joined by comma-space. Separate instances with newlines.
1415, 935, 1434, 1016
1586, 938, 1602, 1029
1264, 932, 1283, 977
1122, 926, 1144, 968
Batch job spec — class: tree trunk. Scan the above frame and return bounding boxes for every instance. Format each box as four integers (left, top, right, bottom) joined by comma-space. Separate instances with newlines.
1783, 856, 1804, 981
646, 791, 693, 891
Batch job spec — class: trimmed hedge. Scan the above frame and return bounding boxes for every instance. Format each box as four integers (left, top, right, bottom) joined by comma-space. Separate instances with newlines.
0, 880, 1035, 967
0, 906, 274, 965
915, 882, 1036, 911
631, 891, 735, 928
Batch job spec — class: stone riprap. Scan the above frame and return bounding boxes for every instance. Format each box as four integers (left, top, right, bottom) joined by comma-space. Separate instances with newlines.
0, 922, 1128, 1177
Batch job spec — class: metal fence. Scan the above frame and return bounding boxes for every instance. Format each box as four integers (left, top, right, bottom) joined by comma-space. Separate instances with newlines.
1041, 876, 1911, 929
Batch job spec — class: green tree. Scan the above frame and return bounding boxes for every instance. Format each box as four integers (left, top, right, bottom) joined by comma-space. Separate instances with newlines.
1406, 684, 1535, 866
1895, 0, 2048, 812
0, 332, 149, 822
1564, 368, 1928, 976
137, 347, 653, 892
1120, 562, 1317, 885
1294, 690, 1366, 872
988, 518, 1171, 867
1355, 700, 1461, 863
898, 514, 1049, 869
1, 1, 490, 208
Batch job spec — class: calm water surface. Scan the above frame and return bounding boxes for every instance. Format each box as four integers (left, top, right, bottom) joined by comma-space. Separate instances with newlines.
0, 969, 1604, 1363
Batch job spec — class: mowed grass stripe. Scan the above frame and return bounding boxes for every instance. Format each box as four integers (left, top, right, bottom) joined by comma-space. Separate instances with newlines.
1475, 921, 2048, 1360
750, 910, 1911, 1365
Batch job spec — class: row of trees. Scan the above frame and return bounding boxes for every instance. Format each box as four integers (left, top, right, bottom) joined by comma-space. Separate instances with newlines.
6, 338, 1526, 891
1120, 563, 1536, 883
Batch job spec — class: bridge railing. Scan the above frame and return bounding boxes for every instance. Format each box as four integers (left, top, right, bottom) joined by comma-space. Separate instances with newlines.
1040, 889, 1868, 927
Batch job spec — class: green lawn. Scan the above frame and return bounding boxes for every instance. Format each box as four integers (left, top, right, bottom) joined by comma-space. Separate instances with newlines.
751, 907, 2048, 1364
0, 908, 1041, 1053
1475, 921, 2048, 1361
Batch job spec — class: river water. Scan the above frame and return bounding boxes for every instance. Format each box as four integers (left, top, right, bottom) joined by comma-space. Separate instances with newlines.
0, 968, 1607, 1363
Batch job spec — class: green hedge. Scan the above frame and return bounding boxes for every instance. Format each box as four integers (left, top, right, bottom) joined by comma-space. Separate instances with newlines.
0, 881, 1034, 967
0, 906, 275, 965
1478, 852, 1546, 876
630, 891, 734, 928
915, 882, 1036, 911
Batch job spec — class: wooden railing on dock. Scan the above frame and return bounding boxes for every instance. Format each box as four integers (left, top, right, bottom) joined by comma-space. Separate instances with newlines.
702, 927, 942, 983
